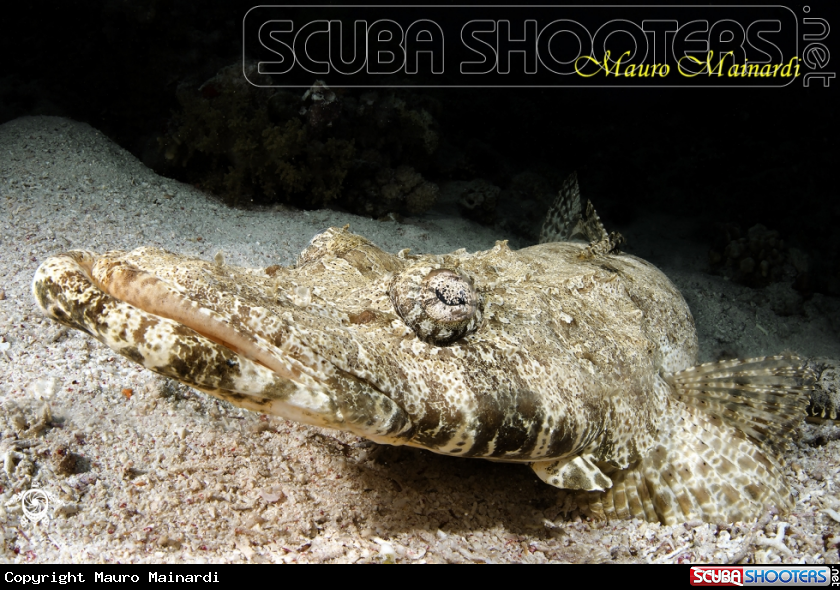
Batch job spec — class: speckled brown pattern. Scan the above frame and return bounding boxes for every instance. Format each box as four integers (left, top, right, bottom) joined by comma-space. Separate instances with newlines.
32, 223, 812, 525
539, 173, 624, 258
807, 358, 840, 420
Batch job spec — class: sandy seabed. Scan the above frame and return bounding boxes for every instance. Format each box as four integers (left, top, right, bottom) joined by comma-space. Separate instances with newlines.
1, 116, 839, 563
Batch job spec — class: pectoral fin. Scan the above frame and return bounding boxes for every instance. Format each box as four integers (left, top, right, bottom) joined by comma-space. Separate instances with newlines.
532, 455, 612, 492
577, 354, 813, 525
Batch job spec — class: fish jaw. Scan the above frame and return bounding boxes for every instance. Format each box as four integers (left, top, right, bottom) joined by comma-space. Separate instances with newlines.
31, 250, 415, 444
31, 245, 607, 462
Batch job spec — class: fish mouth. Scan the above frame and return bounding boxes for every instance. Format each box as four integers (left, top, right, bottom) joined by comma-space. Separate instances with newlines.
32, 250, 414, 443
88, 253, 307, 384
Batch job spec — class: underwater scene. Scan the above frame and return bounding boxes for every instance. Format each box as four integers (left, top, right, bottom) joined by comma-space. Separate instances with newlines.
1, 2, 839, 564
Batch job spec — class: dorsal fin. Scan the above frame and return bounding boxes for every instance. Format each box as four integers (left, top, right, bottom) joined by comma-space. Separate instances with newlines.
539, 172, 584, 244
539, 173, 622, 255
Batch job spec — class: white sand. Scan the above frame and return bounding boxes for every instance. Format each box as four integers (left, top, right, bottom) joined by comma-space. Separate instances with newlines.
1, 116, 838, 563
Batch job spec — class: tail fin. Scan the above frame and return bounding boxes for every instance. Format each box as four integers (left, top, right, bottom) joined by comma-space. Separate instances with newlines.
576, 354, 813, 524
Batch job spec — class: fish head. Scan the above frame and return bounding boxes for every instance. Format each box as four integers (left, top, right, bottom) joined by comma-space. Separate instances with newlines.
32, 226, 695, 464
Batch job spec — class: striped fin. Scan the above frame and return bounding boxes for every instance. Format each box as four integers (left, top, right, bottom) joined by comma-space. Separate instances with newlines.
576, 353, 812, 524
539, 172, 623, 256
664, 353, 812, 457
578, 400, 794, 525
539, 172, 584, 244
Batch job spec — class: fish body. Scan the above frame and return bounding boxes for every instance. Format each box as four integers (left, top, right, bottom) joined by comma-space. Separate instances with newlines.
32, 175, 812, 524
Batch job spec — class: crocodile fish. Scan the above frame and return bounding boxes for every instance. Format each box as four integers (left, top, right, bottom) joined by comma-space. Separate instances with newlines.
32, 174, 814, 525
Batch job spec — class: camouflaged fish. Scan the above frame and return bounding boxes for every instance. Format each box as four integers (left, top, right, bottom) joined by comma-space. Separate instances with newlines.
32, 173, 815, 525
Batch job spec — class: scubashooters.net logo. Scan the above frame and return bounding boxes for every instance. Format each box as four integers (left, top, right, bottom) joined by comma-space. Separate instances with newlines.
690, 566, 837, 587
242, 5, 834, 87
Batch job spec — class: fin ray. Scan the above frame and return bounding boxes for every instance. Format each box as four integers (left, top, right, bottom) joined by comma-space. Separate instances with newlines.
539, 172, 583, 244
666, 353, 812, 456
577, 401, 793, 525
576, 354, 811, 524
539, 172, 625, 256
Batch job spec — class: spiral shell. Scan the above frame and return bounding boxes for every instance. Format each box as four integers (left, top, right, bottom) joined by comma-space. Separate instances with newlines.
389, 265, 484, 345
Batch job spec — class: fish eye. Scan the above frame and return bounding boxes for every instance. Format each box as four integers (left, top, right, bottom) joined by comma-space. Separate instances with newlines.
389, 265, 484, 345
434, 280, 467, 306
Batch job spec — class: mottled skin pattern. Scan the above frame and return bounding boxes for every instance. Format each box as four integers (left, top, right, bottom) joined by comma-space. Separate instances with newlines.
807, 358, 840, 421
32, 226, 811, 524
